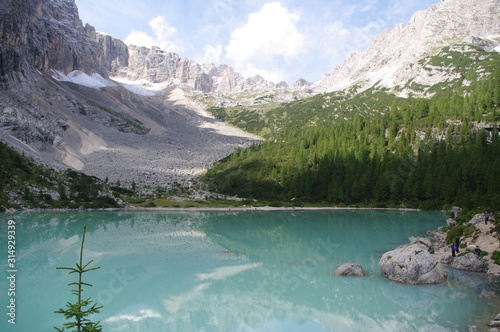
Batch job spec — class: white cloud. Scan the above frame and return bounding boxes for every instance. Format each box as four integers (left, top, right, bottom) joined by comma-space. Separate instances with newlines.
241, 65, 287, 83
124, 30, 155, 48
315, 21, 352, 65
201, 44, 223, 64
124, 16, 184, 53
225, 2, 305, 81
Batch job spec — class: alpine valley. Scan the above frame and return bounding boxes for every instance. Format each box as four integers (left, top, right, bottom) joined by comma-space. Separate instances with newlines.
0, 0, 499, 210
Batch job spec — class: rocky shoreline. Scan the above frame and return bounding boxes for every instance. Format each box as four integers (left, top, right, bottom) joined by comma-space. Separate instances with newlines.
333, 210, 499, 331
2, 204, 424, 213
431, 217, 500, 332
382, 212, 499, 331
428, 216, 500, 277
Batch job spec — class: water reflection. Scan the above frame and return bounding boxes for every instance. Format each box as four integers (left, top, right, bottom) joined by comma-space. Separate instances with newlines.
0, 210, 498, 332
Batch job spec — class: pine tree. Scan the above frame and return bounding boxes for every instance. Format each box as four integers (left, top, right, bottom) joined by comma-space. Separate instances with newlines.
54, 226, 103, 332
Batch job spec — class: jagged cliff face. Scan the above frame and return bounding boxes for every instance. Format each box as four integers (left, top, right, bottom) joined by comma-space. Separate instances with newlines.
1, 0, 97, 76
114, 45, 214, 92
315, 0, 500, 93
110, 45, 288, 94
0, 0, 131, 85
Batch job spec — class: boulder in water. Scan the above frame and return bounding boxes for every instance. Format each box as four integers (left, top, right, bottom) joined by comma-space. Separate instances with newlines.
379, 244, 447, 284
335, 263, 365, 276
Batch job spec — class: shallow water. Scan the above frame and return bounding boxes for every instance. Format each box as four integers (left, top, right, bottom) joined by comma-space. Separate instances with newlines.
0, 210, 498, 332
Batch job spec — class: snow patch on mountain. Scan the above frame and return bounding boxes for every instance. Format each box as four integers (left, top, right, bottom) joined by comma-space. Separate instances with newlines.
111, 77, 157, 96
52, 70, 117, 89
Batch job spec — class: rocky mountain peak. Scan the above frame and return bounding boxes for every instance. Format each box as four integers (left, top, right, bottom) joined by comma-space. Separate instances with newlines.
315, 0, 500, 93
292, 78, 311, 88
109, 44, 289, 94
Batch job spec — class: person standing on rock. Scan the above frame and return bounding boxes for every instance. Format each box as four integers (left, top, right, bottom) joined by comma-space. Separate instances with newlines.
451, 242, 457, 257
484, 212, 490, 224
475, 246, 482, 258
454, 238, 460, 253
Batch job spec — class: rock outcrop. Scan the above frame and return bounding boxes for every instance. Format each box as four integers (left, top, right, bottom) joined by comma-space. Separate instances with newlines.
96, 33, 129, 73
450, 253, 488, 272
425, 212, 500, 276
468, 213, 488, 225
446, 218, 457, 226
452, 206, 462, 219
0, 0, 107, 77
379, 244, 447, 284
115, 46, 213, 92
335, 263, 365, 277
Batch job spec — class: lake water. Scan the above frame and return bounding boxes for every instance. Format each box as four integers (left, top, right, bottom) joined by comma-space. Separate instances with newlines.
0, 210, 499, 332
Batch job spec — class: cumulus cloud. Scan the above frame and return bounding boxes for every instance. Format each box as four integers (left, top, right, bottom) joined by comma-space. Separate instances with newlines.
125, 30, 155, 48
315, 21, 352, 64
225, 2, 305, 81
124, 16, 184, 53
201, 44, 223, 64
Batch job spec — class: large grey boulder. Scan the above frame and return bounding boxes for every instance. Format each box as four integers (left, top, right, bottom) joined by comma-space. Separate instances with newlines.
379, 244, 447, 284
451, 253, 488, 272
335, 263, 365, 276
469, 213, 486, 225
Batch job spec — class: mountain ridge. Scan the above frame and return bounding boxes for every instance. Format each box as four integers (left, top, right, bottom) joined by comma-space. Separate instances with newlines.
315, 0, 500, 94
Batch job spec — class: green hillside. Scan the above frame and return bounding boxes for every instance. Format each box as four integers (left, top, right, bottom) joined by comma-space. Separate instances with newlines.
204, 48, 500, 209
0, 142, 119, 211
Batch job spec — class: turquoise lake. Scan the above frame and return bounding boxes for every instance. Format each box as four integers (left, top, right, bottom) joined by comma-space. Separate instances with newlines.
0, 210, 499, 331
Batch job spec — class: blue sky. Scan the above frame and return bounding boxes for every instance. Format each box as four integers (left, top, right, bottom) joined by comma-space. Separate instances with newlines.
75, 0, 438, 84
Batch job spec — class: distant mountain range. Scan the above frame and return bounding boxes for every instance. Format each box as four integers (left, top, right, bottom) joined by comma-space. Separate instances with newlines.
0, 0, 498, 190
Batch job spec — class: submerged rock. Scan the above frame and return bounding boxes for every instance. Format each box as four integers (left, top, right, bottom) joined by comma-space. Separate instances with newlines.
335, 263, 365, 276
451, 253, 488, 272
379, 244, 447, 284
